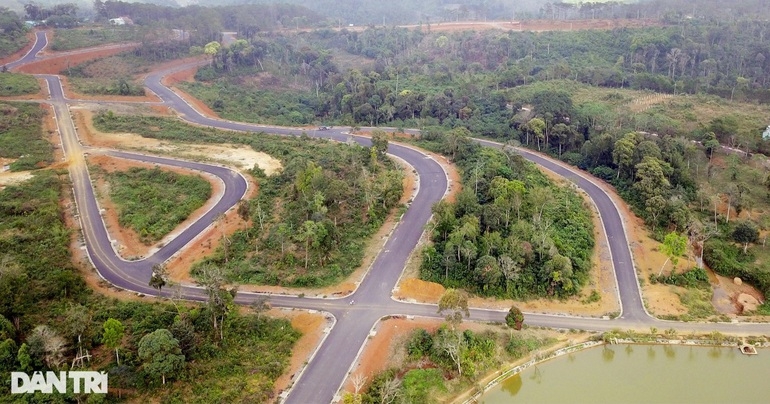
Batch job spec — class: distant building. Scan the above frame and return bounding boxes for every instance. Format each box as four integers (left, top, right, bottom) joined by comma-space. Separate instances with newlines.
109, 16, 134, 26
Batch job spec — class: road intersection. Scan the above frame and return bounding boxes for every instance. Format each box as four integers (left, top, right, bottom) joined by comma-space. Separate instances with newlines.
10, 31, 770, 403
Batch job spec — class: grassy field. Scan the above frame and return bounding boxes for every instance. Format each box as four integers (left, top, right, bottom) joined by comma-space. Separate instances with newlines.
51, 26, 143, 51
572, 84, 770, 138
180, 80, 318, 126
0, 72, 39, 96
95, 166, 212, 244
0, 101, 51, 171
65, 53, 149, 96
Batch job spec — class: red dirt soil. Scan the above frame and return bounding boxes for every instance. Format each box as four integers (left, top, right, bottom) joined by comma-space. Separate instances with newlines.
15, 43, 139, 75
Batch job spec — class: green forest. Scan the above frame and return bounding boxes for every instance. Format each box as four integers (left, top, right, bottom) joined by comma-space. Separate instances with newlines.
415, 128, 594, 298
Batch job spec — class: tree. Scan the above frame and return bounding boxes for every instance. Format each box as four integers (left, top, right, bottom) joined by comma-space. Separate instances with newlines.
434, 325, 465, 377
64, 304, 91, 368
102, 318, 124, 365
527, 118, 546, 150
505, 306, 524, 330
645, 195, 667, 230
687, 219, 719, 266
658, 232, 687, 275
204, 41, 221, 67
296, 220, 320, 270
437, 288, 469, 328
149, 263, 168, 292
27, 325, 66, 370
137, 329, 185, 385
196, 266, 237, 341
370, 129, 388, 159
474, 255, 501, 291
612, 133, 637, 179
732, 221, 759, 253
634, 156, 671, 202
702, 132, 720, 162
17, 343, 31, 372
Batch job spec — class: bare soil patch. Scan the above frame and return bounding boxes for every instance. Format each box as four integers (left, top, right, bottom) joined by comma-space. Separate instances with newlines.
271, 309, 330, 398
15, 43, 138, 75
72, 107, 281, 173
0, 170, 33, 189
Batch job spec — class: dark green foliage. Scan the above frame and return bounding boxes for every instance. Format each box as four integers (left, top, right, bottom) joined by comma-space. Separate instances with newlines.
417, 131, 593, 299
650, 267, 710, 289
505, 306, 524, 330
0, 102, 51, 171
401, 368, 446, 404
704, 239, 770, 297
365, 326, 554, 402
504, 334, 544, 359
180, 81, 318, 126
732, 221, 759, 250
0, 73, 39, 96
97, 166, 212, 244
406, 328, 433, 360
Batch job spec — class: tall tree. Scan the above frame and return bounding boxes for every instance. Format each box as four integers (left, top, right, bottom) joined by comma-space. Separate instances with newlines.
137, 329, 185, 385
149, 263, 168, 292
437, 288, 469, 328
196, 266, 237, 341
505, 305, 525, 331
732, 221, 759, 253
658, 232, 687, 275
102, 318, 124, 365
612, 132, 637, 179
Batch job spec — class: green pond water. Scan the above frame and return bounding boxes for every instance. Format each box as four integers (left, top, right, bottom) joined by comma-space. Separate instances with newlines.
480, 344, 769, 403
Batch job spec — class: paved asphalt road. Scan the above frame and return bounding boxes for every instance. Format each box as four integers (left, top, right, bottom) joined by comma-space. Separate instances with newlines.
12, 32, 770, 404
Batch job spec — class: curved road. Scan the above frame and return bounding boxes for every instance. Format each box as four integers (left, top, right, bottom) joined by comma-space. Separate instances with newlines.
11, 31, 770, 404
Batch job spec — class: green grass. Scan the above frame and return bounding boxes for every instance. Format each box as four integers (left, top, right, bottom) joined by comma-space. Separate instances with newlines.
0, 73, 39, 96
97, 166, 212, 244
180, 80, 319, 126
676, 288, 716, 320
50, 27, 143, 51
0, 102, 51, 171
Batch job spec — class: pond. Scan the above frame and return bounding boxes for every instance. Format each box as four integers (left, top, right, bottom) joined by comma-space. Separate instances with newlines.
480, 344, 769, 403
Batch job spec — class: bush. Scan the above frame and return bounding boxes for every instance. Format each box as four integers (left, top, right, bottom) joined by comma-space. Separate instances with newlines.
650, 267, 709, 289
